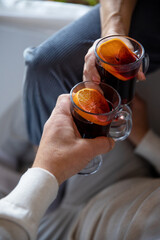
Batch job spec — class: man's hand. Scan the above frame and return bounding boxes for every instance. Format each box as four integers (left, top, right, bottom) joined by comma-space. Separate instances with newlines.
33, 94, 114, 184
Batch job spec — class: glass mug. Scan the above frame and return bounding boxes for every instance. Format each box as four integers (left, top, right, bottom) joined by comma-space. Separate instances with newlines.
70, 81, 132, 175
95, 35, 149, 105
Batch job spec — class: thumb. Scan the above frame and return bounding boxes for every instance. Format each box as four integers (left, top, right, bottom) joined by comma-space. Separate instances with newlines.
82, 137, 115, 159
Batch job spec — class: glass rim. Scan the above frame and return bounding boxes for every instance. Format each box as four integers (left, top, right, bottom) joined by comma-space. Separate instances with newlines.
70, 81, 121, 117
94, 35, 145, 68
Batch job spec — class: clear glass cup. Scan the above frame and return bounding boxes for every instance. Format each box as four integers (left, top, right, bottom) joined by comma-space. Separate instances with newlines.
70, 81, 132, 175
95, 35, 149, 105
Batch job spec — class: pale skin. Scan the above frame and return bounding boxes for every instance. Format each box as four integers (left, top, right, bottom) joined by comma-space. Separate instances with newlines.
33, 94, 114, 185
83, 0, 145, 83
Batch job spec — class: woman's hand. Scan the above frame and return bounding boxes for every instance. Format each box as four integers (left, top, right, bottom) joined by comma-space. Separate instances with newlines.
83, 0, 146, 83
83, 39, 101, 83
33, 94, 114, 184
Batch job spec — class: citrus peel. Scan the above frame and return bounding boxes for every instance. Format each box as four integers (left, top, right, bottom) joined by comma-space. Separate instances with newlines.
73, 88, 110, 126
97, 38, 137, 81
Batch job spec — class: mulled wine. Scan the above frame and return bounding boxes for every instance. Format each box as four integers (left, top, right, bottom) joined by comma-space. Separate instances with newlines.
95, 35, 145, 104
96, 63, 137, 104
70, 81, 132, 175
71, 103, 112, 139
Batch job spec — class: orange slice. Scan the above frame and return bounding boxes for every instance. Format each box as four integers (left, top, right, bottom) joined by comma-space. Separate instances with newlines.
97, 38, 137, 81
73, 88, 110, 126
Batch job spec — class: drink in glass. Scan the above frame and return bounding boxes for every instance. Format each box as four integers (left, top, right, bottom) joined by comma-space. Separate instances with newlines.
70, 81, 132, 175
95, 35, 149, 104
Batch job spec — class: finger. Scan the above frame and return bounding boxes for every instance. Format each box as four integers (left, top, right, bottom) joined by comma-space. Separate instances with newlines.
122, 38, 134, 51
83, 61, 100, 83
136, 65, 146, 81
81, 137, 115, 158
83, 43, 101, 83
51, 94, 71, 117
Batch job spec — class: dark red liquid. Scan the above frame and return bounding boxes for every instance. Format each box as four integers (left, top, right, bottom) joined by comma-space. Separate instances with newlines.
71, 101, 113, 139
96, 64, 136, 104
96, 63, 137, 104
72, 111, 111, 138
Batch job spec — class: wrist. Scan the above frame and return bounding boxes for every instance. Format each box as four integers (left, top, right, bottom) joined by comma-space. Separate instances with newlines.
32, 159, 63, 185
101, 17, 127, 38
100, 0, 138, 37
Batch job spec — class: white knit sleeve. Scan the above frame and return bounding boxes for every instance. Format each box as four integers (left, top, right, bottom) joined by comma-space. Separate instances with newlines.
0, 167, 59, 240
134, 130, 160, 173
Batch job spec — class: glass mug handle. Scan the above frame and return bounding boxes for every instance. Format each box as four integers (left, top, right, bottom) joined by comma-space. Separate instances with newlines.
108, 105, 132, 141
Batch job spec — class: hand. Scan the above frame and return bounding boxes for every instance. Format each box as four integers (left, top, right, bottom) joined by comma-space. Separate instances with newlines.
128, 94, 149, 146
32, 94, 114, 184
83, 0, 145, 83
